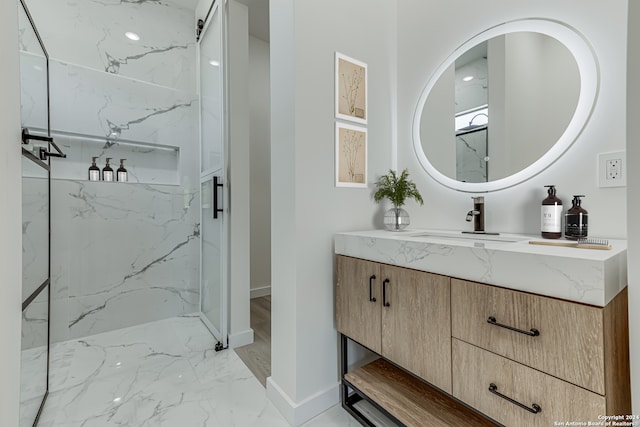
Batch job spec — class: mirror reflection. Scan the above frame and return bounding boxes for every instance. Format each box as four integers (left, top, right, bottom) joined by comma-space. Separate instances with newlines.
420, 32, 580, 183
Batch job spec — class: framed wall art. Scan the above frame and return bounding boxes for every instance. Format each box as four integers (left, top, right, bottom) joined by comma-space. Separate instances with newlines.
336, 122, 367, 187
335, 52, 367, 125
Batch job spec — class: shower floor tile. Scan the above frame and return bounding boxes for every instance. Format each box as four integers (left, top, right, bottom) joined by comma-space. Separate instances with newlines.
38, 316, 363, 427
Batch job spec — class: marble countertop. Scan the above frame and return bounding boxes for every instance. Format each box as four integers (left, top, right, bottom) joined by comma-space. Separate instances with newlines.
334, 229, 627, 307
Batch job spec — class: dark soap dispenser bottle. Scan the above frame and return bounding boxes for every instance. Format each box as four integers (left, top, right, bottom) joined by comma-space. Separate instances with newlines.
88, 157, 100, 181
103, 157, 114, 182
117, 159, 128, 182
541, 185, 562, 239
565, 195, 588, 240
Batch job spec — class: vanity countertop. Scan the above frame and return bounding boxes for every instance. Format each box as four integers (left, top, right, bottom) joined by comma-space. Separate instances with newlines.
334, 229, 627, 307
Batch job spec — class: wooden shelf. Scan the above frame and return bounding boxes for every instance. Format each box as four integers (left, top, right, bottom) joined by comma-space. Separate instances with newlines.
344, 358, 497, 427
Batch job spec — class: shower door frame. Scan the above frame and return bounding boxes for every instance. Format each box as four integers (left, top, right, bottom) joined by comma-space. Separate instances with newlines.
197, 0, 230, 348
19, 0, 51, 424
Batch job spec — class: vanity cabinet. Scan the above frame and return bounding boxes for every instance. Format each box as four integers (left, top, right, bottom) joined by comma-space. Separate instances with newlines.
335, 255, 451, 392
336, 255, 631, 427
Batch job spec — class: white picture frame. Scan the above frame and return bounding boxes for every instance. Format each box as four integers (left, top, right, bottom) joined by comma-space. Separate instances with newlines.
336, 122, 367, 188
335, 52, 368, 125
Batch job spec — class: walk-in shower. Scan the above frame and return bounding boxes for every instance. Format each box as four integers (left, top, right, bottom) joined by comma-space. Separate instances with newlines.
17, 0, 230, 424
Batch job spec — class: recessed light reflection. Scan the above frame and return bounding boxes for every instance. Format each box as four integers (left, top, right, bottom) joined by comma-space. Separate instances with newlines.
463, 76, 474, 82
125, 32, 140, 41
113, 397, 122, 403
209, 59, 220, 67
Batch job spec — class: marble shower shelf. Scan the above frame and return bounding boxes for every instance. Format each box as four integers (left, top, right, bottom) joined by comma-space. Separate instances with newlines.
50, 177, 180, 187
23, 129, 180, 185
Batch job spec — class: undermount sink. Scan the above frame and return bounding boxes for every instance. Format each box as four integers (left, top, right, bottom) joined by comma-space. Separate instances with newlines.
408, 231, 529, 243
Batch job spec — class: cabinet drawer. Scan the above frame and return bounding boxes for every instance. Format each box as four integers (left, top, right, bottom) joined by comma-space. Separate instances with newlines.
452, 339, 605, 427
451, 279, 604, 394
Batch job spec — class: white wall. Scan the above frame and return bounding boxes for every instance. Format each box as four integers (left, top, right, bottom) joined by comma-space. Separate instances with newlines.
398, 0, 627, 239
268, 0, 397, 424
627, 0, 640, 413
0, 0, 23, 424
249, 36, 271, 296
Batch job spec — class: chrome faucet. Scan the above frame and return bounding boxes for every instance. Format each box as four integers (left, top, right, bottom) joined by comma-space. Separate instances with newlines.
465, 196, 485, 233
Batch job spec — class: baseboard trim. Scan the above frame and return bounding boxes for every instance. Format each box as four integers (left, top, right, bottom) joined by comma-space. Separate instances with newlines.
250, 286, 271, 299
228, 328, 254, 348
266, 376, 339, 426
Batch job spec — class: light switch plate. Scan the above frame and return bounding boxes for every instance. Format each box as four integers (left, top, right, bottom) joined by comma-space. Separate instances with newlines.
598, 151, 626, 188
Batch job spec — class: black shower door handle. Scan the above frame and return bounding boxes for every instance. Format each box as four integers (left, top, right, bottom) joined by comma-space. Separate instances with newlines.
213, 176, 223, 219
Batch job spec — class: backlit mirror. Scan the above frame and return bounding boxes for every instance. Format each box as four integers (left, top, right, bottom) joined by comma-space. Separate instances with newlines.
413, 19, 599, 192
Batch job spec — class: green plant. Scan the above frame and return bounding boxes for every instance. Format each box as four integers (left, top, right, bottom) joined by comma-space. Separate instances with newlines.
374, 169, 424, 208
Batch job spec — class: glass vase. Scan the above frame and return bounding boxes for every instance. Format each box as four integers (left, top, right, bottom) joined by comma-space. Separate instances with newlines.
384, 207, 410, 231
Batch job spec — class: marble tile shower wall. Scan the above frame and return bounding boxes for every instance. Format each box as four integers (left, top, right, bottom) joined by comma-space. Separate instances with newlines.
50, 181, 200, 342
23, 0, 201, 342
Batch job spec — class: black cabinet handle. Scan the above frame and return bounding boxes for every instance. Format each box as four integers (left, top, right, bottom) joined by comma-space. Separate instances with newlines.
368, 275, 376, 302
382, 279, 390, 307
487, 316, 539, 337
213, 176, 224, 219
489, 383, 541, 414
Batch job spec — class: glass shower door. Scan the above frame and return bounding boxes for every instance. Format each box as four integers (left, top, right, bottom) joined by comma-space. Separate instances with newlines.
199, 2, 227, 347
18, 0, 50, 425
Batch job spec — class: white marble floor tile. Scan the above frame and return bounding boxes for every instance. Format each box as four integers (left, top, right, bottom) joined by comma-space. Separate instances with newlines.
40, 316, 366, 427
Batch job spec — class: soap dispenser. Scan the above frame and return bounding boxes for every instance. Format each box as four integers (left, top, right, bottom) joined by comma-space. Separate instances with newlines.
103, 157, 114, 182
88, 157, 100, 181
565, 195, 588, 240
541, 185, 562, 239
117, 159, 128, 182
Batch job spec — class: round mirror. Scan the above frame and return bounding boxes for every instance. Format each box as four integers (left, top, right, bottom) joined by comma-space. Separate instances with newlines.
413, 19, 599, 192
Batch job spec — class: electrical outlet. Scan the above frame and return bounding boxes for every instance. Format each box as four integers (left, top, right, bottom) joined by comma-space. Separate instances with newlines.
598, 151, 626, 188
606, 159, 622, 180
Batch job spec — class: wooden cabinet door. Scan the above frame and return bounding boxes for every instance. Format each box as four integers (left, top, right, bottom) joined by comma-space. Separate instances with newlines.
381, 265, 451, 393
335, 255, 381, 353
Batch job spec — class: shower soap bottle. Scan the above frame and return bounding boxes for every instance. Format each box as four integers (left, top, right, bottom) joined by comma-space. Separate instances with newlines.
88, 157, 100, 181
541, 185, 562, 239
103, 157, 114, 182
117, 159, 128, 182
565, 195, 588, 240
